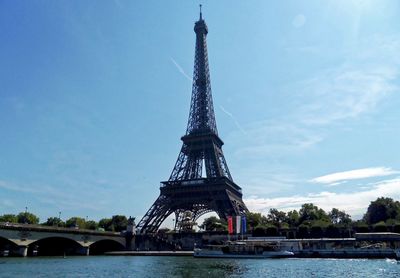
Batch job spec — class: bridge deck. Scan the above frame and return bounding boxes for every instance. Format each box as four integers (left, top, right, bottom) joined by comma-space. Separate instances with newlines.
0, 222, 122, 237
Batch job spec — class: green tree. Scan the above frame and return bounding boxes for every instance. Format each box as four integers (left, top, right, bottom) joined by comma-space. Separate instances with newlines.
364, 197, 400, 224
325, 224, 340, 238
253, 225, 268, 237
99, 218, 113, 231
297, 224, 310, 238
0, 214, 18, 223
43, 217, 65, 227
246, 212, 267, 231
17, 212, 39, 224
352, 220, 369, 233
266, 225, 279, 236
299, 203, 330, 224
310, 225, 324, 238
328, 208, 352, 225
201, 216, 227, 231
111, 215, 128, 232
287, 210, 300, 227
85, 220, 98, 230
373, 221, 388, 232
65, 217, 86, 228
267, 209, 288, 227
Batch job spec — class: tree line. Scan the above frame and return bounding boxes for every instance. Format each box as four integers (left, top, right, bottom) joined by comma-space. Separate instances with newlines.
201, 197, 400, 236
0, 213, 129, 232
1, 197, 399, 236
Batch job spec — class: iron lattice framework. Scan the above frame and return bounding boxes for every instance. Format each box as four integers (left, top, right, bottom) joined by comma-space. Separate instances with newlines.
137, 10, 248, 234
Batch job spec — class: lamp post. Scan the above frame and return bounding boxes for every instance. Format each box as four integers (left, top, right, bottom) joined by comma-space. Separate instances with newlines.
58, 211, 62, 227
24, 207, 28, 224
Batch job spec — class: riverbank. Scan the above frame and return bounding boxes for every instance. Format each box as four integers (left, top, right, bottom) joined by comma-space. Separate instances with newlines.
104, 249, 398, 259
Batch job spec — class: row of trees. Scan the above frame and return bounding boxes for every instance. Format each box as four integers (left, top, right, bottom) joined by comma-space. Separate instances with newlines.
2, 197, 399, 235
0, 212, 40, 225
0, 213, 129, 232
201, 197, 400, 234
200, 205, 351, 233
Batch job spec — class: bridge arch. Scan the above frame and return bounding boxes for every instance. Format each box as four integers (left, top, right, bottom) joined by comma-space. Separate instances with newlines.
28, 236, 85, 256
89, 239, 125, 255
0, 234, 21, 247
0, 236, 19, 250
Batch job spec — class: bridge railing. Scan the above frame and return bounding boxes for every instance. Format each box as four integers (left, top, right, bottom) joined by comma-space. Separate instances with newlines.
0, 222, 122, 237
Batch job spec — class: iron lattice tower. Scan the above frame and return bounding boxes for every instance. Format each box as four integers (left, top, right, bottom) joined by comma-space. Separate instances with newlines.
137, 9, 248, 234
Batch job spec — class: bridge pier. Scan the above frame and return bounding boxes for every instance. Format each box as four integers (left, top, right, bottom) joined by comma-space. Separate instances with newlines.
125, 235, 135, 251
16, 246, 28, 257
77, 246, 90, 256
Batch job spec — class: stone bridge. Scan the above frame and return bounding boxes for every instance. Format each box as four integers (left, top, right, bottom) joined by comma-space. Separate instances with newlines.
0, 222, 130, 257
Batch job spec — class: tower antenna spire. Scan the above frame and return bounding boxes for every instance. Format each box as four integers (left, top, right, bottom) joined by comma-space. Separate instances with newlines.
199, 4, 202, 20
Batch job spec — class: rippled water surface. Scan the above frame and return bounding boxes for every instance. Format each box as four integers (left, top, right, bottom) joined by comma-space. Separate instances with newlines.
1, 256, 399, 277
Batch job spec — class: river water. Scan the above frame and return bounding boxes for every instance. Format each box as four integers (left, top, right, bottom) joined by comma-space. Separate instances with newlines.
0, 256, 399, 277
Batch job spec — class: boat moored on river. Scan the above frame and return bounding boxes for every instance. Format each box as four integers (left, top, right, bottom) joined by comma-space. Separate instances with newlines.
193, 240, 294, 258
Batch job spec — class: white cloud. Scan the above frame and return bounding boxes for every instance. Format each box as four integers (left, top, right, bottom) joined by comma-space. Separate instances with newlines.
170, 57, 192, 82
219, 105, 246, 135
0, 180, 38, 194
230, 36, 399, 159
299, 66, 397, 125
297, 34, 400, 126
244, 177, 400, 219
236, 170, 299, 196
233, 121, 323, 157
311, 167, 399, 184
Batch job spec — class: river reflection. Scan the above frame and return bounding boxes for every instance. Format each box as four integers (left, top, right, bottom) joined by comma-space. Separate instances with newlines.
0, 256, 399, 277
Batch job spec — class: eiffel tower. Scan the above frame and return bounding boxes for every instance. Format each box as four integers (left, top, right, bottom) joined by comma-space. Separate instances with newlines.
137, 8, 248, 234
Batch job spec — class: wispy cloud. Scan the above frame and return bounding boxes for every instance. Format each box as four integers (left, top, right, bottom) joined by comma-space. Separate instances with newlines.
311, 167, 399, 184
299, 34, 399, 125
0, 179, 110, 213
233, 121, 323, 158
244, 177, 400, 219
170, 57, 192, 82
0, 180, 39, 194
235, 169, 300, 196
219, 105, 246, 135
231, 34, 399, 162
0, 199, 14, 208
298, 66, 397, 125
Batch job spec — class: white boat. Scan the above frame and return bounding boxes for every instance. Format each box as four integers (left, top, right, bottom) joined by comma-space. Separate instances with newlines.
193, 241, 294, 258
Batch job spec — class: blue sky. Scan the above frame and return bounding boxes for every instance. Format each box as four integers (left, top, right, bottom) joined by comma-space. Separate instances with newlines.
1, 1, 399, 224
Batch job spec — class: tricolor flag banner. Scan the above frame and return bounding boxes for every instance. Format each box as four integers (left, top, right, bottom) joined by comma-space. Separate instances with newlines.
227, 216, 233, 234
236, 216, 241, 234
241, 216, 247, 234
